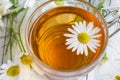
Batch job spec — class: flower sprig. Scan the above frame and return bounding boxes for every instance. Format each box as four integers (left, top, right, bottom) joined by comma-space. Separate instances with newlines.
0, 0, 42, 80
64, 21, 101, 56
0, 0, 38, 61
0, 53, 34, 80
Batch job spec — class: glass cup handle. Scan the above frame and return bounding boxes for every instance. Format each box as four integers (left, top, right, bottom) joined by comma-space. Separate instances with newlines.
107, 16, 120, 38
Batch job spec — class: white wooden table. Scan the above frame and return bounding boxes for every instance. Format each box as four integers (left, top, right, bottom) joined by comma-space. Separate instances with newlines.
0, 0, 120, 80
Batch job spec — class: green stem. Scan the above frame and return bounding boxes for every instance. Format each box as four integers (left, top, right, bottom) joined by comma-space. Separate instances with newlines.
10, 8, 25, 52
12, 29, 23, 51
18, 9, 28, 53
9, 15, 14, 61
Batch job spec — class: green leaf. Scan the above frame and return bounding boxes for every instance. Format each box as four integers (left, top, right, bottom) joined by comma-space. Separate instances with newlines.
97, 0, 106, 15
12, 8, 25, 19
101, 53, 108, 64
10, 0, 14, 4
55, 0, 64, 6
10, 0, 19, 8
115, 75, 120, 80
98, 0, 106, 10
16, 8, 25, 15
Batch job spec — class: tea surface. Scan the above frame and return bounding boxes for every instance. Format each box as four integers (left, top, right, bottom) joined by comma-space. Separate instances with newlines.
30, 6, 105, 71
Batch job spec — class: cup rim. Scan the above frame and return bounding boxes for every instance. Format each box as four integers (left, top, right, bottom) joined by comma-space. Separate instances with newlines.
25, 0, 108, 78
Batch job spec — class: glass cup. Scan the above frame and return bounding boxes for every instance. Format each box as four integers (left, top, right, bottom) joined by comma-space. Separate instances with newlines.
25, 0, 118, 80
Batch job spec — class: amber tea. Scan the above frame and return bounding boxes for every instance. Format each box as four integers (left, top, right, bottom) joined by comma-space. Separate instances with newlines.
29, 6, 105, 71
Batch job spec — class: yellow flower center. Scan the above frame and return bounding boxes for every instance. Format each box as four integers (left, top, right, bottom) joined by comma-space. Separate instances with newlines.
78, 32, 90, 44
115, 75, 120, 80
21, 55, 33, 65
7, 65, 20, 77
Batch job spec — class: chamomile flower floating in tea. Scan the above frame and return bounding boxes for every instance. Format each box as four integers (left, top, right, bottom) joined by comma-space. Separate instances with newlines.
64, 21, 102, 56
0, 60, 20, 80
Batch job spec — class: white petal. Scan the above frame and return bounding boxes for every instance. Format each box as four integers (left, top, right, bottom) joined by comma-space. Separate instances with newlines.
4, 2, 12, 10
87, 42, 96, 53
74, 22, 80, 27
65, 42, 71, 45
65, 42, 74, 46
74, 22, 82, 32
65, 40, 78, 46
72, 46, 78, 52
78, 21, 86, 32
82, 21, 87, 32
87, 22, 94, 33
67, 40, 79, 49
91, 43, 97, 49
67, 44, 74, 49
92, 40, 100, 47
80, 44, 84, 54
90, 39, 101, 43
63, 33, 76, 38
68, 28, 78, 35
88, 27, 101, 36
24, 0, 36, 8
72, 42, 79, 52
77, 44, 81, 55
3, 76, 9, 80
77, 48, 80, 55
0, 70, 5, 73
0, 74, 6, 80
12, 77, 18, 80
7, 60, 13, 66
0, 64, 8, 69
72, 25, 80, 33
89, 39, 100, 49
66, 37, 77, 43
77, 43, 85, 55
0, 0, 12, 14
91, 34, 102, 38
94, 42, 100, 47
84, 44, 88, 56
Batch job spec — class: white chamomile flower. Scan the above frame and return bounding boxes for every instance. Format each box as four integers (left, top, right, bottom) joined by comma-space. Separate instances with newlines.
24, 0, 37, 9
13, 52, 34, 80
64, 21, 102, 56
0, 0, 12, 29
0, 0, 12, 15
0, 60, 20, 80
19, 53, 48, 80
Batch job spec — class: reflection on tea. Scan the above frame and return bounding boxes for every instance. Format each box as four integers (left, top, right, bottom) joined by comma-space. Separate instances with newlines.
30, 6, 105, 71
